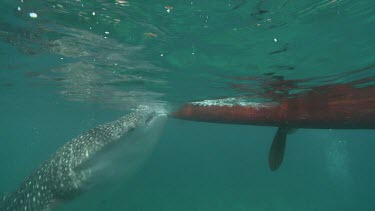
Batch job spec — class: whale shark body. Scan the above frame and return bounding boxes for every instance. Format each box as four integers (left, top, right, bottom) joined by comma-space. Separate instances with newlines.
0, 105, 167, 211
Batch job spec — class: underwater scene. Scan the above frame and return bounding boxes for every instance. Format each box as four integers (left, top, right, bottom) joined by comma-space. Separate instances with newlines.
1, 0, 375, 210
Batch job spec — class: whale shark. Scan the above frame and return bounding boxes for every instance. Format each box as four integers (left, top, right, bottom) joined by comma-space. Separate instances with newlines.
0, 105, 167, 211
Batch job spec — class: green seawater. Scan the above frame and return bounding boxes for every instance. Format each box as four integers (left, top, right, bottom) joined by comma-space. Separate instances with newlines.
1, 0, 375, 210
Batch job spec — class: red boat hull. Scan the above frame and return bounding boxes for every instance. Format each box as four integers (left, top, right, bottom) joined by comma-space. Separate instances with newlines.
172, 85, 375, 129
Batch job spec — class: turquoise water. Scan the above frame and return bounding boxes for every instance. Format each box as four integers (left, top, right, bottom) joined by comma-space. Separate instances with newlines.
1, 0, 375, 210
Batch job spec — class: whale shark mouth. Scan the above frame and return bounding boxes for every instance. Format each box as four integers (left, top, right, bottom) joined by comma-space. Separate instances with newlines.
145, 112, 158, 125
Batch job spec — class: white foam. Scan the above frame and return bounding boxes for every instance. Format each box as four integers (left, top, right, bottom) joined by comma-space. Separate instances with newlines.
189, 97, 270, 109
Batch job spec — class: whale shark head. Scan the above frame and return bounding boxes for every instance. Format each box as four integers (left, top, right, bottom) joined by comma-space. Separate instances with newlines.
73, 105, 168, 187
0, 105, 167, 211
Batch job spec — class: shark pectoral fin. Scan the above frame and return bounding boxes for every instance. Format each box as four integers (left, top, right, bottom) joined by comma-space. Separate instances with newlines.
268, 127, 288, 171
